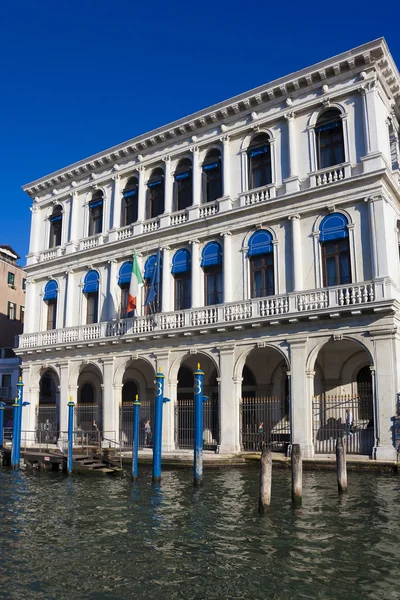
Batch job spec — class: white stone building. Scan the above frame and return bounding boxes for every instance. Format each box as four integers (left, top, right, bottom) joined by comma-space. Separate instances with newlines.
17, 38, 400, 459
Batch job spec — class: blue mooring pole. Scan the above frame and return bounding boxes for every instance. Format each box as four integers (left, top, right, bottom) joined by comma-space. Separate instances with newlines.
0, 403, 5, 448
193, 363, 205, 486
67, 398, 75, 474
132, 394, 140, 480
11, 398, 19, 467
152, 368, 170, 482
11, 378, 24, 468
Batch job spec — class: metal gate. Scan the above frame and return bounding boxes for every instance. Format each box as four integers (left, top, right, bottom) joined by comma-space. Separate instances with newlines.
119, 399, 154, 448
175, 397, 219, 450
313, 393, 374, 455
75, 404, 103, 445
240, 396, 290, 452
36, 404, 59, 444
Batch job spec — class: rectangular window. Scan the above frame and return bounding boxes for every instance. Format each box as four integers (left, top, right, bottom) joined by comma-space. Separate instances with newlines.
86, 292, 99, 324
20, 306, 25, 324
22, 278, 26, 291
322, 239, 351, 287
88, 204, 103, 236
250, 254, 274, 298
204, 268, 223, 306
7, 272, 15, 286
47, 300, 57, 330
7, 302, 16, 320
120, 286, 129, 318
175, 274, 191, 310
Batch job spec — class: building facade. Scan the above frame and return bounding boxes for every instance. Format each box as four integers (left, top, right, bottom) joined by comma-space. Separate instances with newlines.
0, 245, 26, 411
17, 38, 400, 458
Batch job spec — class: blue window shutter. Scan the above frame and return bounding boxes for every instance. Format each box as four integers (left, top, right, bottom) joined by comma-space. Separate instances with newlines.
147, 179, 162, 188
248, 230, 273, 257
44, 280, 58, 301
172, 249, 191, 274
319, 213, 349, 242
83, 270, 100, 293
123, 189, 137, 198
175, 171, 191, 181
89, 200, 103, 209
201, 242, 222, 267
248, 145, 269, 158
118, 261, 133, 286
49, 214, 62, 222
203, 161, 220, 172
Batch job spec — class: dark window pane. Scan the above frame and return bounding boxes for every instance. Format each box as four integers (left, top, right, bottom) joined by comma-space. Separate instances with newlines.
316, 114, 345, 169
86, 292, 98, 324
250, 254, 274, 298
177, 175, 192, 211
325, 256, 337, 286
175, 275, 191, 310
47, 300, 57, 330
205, 267, 223, 306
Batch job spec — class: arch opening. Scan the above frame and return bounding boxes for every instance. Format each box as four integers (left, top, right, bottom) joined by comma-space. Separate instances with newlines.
77, 365, 103, 435
37, 369, 60, 444
119, 359, 156, 448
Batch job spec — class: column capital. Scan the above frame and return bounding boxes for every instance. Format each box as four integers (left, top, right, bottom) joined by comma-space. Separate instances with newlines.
219, 135, 231, 144
284, 111, 296, 121
65, 269, 75, 275
190, 239, 200, 245
190, 145, 199, 154
288, 213, 301, 221
112, 173, 120, 181
220, 231, 232, 237
162, 155, 171, 163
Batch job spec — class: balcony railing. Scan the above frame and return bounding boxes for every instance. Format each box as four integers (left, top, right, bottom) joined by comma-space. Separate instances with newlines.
309, 162, 352, 187
18, 280, 395, 350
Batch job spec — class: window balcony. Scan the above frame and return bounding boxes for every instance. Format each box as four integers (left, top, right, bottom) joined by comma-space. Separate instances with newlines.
79, 233, 106, 251
40, 246, 65, 262
17, 279, 397, 352
309, 162, 352, 188
238, 183, 277, 207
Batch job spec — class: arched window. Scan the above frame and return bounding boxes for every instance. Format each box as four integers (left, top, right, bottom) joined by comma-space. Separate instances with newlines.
122, 177, 138, 226
319, 213, 351, 287
83, 270, 100, 324
79, 382, 95, 404
147, 168, 164, 218
316, 109, 345, 169
49, 205, 62, 248
248, 230, 274, 298
247, 134, 272, 190
201, 241, 223, 306
202, 149, 222, 204
172, 248, 191, 310
118, 261, 133, 317
88, 191, 104, 236
43, 280, 58, 330
174, 158, 192, 211
143, 254, 162, 313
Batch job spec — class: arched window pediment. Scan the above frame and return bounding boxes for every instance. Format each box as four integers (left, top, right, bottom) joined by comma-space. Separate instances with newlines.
201, 241, 222, 267
83, 270, 100, 293
118, 261, 132, 286
172, 249, 191, 274
319, 213, 349, 242
247, 230, 273, 257
44, 279, 58, 301
144, 255, 157, 280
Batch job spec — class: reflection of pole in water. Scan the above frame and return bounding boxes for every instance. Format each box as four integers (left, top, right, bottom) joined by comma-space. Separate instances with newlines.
291, 444, 302, 504
259, 445, 272, 513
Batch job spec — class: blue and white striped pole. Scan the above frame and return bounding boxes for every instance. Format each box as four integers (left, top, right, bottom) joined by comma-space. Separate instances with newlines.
67, 397, 75, 474
132, 394, 140, 480
152, 368, 170, 482
0, 402, 5, 448
193, 363, 204, 486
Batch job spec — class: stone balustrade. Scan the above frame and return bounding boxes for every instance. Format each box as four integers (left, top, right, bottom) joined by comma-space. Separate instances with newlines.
18, 279, 396, 350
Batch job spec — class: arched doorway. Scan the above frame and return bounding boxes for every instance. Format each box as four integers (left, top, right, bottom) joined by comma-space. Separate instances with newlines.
37, 369, 60, 444
77, 364, 103, 439
312, 340, 374, 455
119, 359, 155, 449
176, 354, 220, 450
240, 347, 290, 452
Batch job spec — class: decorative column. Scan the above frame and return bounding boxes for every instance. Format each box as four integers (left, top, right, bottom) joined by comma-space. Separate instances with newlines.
365, 196, 389, 279
156, 352, 173, 452
191, 146, 201, 206
289, 339, 313, 458
219, 346, 240, 453
161, 247, 172, 312
190, 240, 201, 308
359, 78, 387, 172
64, 270, 75, 327
111, 173, 121, 230
221, 232, 232, 303
102, 358, 116, 442
57, 273, 67, 329
66, 191, 79, 254
289, 214, 303, 291
23, 279, 38, 334
27, 203, 41, 264
284, 111, 300, 193
163, 156, 173, 214
137, 166, 146, 222
221, 136, 231, 198
371, 330, 397, 460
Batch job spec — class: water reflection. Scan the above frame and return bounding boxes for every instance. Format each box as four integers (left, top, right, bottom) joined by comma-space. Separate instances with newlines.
1, 467, 400, 599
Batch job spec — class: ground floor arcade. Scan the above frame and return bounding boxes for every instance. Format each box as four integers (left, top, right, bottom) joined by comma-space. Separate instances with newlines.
19, 322, 400, 460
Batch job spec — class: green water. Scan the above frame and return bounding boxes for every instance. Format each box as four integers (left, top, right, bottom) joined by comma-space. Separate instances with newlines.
0, 466, 399, 600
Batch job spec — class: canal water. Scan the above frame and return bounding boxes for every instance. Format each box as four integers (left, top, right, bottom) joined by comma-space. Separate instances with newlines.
0, 466, 399, 600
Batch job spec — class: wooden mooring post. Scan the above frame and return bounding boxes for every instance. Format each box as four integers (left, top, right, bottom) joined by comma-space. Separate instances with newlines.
336, 438, 347, 493
291, 444, 302, 504
259, 445, 272, 513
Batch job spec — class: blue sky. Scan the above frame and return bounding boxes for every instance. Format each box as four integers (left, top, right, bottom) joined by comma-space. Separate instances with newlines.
0, 0, 398, 264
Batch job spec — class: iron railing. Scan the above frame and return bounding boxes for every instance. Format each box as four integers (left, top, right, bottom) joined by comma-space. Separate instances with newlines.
175, 397, 219, 450
36, 404, 59, 444
240, 396, 290, 452
313, 393, 374, 455
75, 404, 103, 434
119, 400, 154, 449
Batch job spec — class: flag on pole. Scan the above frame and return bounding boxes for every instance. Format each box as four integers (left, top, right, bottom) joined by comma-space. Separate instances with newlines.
127, 250, 143, 315
144, 248, 161, 311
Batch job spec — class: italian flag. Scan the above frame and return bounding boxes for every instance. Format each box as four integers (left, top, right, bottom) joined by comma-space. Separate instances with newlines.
127, 250, 143, 314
